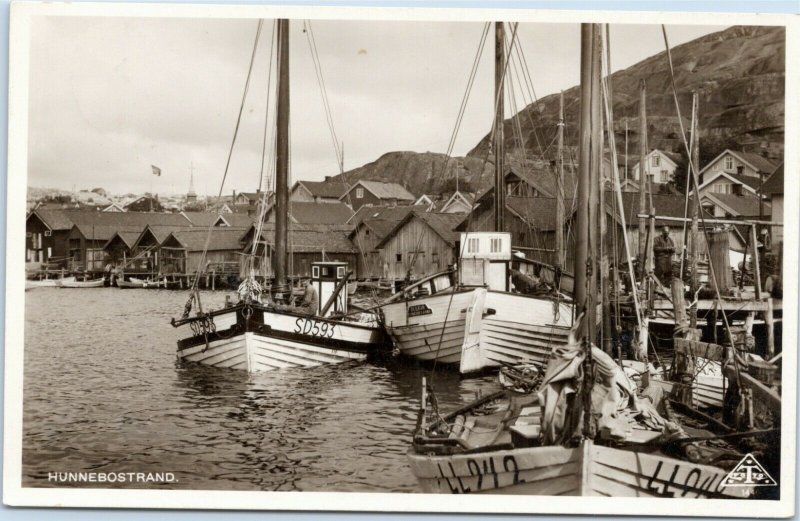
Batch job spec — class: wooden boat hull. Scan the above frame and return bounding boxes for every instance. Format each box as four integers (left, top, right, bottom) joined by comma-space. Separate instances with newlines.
58, 279, 104, 288
460, 289, 574, 374
117, 278, 145, 289
382, 289, 477, 364
26, 276, 75, 288
408, 440, 750, 498
175, 304, 384, 372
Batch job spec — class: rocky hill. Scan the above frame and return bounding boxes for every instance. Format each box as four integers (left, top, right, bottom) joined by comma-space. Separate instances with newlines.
331, 25, 784, 196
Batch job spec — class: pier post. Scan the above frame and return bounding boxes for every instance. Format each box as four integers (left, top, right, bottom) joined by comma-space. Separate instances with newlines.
765, 297, 775, 358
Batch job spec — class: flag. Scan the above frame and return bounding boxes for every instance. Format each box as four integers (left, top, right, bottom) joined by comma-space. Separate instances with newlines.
151, 165, 161, 177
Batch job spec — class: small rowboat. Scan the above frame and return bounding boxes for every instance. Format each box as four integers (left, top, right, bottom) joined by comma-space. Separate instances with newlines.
26, 276, 75, 289
59, 278, 105, 288
117, 277, 146, 289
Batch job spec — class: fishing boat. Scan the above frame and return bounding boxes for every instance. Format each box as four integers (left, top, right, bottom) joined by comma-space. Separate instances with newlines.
383, 23, 574, 373
407, 23, 754, 499
172, 19, 385, 372
116, 277, 146, 289
25, 276, 75, 289
58, 278, 105, 288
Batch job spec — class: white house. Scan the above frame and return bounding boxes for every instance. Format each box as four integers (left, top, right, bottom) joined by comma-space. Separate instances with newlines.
630, 149, 680, 185
439, 191, 475, 214
698, 149, 779, 182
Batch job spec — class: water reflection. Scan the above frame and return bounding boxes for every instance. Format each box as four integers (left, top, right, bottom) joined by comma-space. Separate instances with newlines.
23, 288, 496, 492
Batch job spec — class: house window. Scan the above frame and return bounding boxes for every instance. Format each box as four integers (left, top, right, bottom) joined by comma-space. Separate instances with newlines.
651, 155, 661, 167
395, 253, 402, 262
724, 156, 734, 170
312, 266, 320, 279
467, 237, 479, 253
44, 230, 52, 237
490, 238, 502, 253
356, 187, 364, 199
432, 252, 439, 268
661, 170, 670, 183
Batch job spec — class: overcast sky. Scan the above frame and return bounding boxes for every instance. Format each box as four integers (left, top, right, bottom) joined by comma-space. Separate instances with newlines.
27, 17, 725, 196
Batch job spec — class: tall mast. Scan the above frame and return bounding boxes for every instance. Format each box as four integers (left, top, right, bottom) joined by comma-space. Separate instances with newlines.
556, 91, 565, 269
588, 25, 601, 346
575, 23, 593, 337
599, 25, 612, 354
637, 79, 648, 261
274, 18, 290, 295
493, 21, 505, 232
689, 91, 700, 328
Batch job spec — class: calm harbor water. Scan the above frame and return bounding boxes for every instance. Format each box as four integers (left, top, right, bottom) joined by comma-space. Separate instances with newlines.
23, 287, 499, 492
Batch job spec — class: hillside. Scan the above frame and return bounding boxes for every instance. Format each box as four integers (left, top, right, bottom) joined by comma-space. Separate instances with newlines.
331, 25, 784, 196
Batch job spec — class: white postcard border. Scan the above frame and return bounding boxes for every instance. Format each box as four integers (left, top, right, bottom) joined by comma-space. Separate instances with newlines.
4, 2, 797, 517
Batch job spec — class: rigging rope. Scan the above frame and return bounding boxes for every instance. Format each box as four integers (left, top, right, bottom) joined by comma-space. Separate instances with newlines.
186, 19, 265, 312
661, 25, 742, 389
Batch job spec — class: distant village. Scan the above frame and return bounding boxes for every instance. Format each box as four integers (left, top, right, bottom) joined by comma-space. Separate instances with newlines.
26, 147, 784, 287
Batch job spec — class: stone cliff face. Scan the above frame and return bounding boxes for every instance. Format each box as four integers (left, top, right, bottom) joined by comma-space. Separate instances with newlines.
333, 25, 784, 196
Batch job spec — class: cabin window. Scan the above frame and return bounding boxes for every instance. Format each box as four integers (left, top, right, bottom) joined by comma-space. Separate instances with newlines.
312, 266, 320, 279
651, 155, 660, 167
337, 266, 346, 279
724, 156, 734, 170
490, 237, 502, 253
467, 237, 479, 253
395, 253, 402, 263
356, 188, 364, 199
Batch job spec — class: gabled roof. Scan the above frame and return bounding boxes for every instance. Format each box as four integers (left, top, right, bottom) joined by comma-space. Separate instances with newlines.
695, 171, 760, 194
180, 211, 254, 228
163, 228, 248, 252
347, 204, 416, 225
630, 149, 681, 171
440, 191, 476, 213
27, 209, 75, 231
65, 209, 192, 228
699, 149, 779, 175
762, 163, 784, 195
245, 223, 357, 253
701, 193, 771, 218
341, 180, 416, 202
506, 196, 574, 232
264, 201, 353, 225
374, 211, 463, 249
71, 224, 143, 242
606, 192, 689, 227
133, 224, 193, 248
103, 231, 141, 250
294, 180, 350, 199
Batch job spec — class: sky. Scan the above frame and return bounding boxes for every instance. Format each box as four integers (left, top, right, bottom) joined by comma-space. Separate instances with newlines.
26, 16, 726, 196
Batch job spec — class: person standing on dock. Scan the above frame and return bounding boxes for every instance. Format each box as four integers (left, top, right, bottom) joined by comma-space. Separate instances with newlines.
654, 226, 675, 284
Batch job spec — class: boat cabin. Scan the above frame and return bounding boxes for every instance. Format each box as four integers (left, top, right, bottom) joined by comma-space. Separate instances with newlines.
458, 232, 512, 291
311, 261, 349, 317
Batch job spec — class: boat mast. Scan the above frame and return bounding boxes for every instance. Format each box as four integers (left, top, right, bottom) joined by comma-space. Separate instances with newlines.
556, 91, 565, 270
575, 23, 597, 341
689, 91, 700, 328
599, 25, 613, 354
274, 18, 290, 298
637, 79, 648, 262
589, 25, 601, 346
493, 21, 505, 232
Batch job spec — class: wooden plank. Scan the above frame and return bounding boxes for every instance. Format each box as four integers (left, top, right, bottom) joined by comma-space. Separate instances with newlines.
724, 365, 781, 413
674, 338, 727, 362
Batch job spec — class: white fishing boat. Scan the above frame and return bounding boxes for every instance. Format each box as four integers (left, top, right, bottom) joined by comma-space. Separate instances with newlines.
116, 277, 146, 289
381, 270, 478, 364
58, 278, 105, 288
25, 276, 75, 289
408, 23, 754, 499
173, 20, 385, 372
382, 21, 574, 373
409, 323, 750, 499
